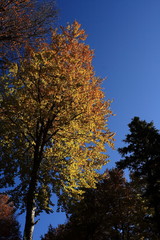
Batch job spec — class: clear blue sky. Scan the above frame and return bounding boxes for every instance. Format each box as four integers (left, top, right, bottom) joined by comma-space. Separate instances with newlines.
18, 0, 160, 239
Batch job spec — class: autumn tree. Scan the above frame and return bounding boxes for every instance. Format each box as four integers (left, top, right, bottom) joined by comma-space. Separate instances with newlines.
0, 0, 57, 67
0, 194, 22, 240
0, 21, 114, 240
116, 116, 160, 237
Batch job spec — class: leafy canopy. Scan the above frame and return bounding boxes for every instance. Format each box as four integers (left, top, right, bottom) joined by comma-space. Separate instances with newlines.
0, 0, 57, 68
0, 21, 114, 215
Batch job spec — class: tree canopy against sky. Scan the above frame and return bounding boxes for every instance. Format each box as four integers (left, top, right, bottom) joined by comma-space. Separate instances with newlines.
0, 0, 57, 67
116, 117, 160, 237
0, 21, 114, 240
2, 0, 160, 239
37, 0, 160, 238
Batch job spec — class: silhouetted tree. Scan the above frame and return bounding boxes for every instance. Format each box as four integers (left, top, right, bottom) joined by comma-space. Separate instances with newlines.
41, 223, 80, 240
0, 194, 22, 240
42, 169, 153, 240
116, 116, 160, 236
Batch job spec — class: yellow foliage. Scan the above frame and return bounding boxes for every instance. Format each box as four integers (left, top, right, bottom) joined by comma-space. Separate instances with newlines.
0, 21, 115, 207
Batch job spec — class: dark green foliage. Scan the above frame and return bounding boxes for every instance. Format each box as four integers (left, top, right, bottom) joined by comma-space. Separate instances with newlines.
116, 116, 160, 236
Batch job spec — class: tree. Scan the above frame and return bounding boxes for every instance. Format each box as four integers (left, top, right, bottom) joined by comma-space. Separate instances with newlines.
41, 224, 76, 240
0, 0, 57, 67
116, 116, 160, 237
42, 169, 153, 240
0, 21, 114, 240
68, 169, 154, 240
0, 194, 22, 240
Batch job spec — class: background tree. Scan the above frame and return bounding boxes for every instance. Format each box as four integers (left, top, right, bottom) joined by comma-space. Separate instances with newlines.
0, 194, 22, 240
116, 116, 160, 237
41, 224, 78, 240
0, 0, 57, 68
43, 169, 152, 240
0, 21, 114, 240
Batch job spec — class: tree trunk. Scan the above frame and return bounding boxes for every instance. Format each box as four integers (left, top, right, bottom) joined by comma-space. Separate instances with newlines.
23, 205, 36, 240
23, 154, 41, 240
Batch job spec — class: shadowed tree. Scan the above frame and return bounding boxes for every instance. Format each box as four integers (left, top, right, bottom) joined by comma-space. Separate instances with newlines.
41, 224, 75, 240
0, 21, 114, 240
65, 169, 154, 240
116, 116, 160, 237
0, 194, 22, 240
42, 169, 153, 240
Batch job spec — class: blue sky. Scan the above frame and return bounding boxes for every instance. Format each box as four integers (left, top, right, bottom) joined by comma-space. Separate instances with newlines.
18, 0, 160, 239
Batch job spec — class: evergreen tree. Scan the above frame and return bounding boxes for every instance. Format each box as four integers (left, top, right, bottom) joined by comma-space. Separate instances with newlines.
116, 116, 160, 236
